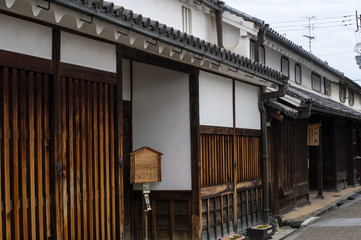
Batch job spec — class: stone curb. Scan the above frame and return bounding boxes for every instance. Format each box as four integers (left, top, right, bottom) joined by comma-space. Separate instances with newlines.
281, 187, 361, 228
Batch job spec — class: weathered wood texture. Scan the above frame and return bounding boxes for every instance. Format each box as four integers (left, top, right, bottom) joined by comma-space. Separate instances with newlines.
199, 125, 263, 239
270, 119, 309, 214
0, 67, 52, 239
0, 51, 124, 239
200, 181, 263, 240
57, 76, 121, 239
133, 191, 192, 240
200, 126, 261, 188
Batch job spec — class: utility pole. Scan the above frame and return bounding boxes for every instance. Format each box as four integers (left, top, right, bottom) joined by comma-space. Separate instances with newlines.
303, 16, 315, 52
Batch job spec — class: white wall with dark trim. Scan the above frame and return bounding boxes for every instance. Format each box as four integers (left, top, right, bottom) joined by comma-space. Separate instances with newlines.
132, 62, 191, 190
0, 13, 52, 59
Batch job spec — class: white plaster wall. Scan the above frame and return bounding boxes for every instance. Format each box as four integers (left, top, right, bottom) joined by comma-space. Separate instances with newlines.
113, 0, 215, 43
199, 71, 233, 127
132, 62, 191, 190
0, 13, 52, 59
61, 31, 116, 72
235, 81, 261, 129
222, 22, 240, 49
301, 67, 313, 90
122, 59, 132, 101
264, 47, 280, 72
330, 82, 340, 102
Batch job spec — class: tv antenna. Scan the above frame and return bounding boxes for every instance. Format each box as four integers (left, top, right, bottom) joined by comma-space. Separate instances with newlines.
303, 16, 316, 52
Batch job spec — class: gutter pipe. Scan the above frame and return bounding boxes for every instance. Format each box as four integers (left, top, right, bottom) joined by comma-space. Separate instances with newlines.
259, 79, 288, 224
52, 0, 286, 86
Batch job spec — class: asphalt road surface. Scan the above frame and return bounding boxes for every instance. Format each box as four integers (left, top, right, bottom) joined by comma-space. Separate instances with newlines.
285, 193, 361, 240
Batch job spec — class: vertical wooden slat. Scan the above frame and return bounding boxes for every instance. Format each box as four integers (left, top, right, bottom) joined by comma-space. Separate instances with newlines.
226, 195, 230, 234
36, 73, 44, 240
93, 83, 100, 240
87, 81, 94, 240
116, 52, 124, 239
152, 200, 157, 240
170, 200, 174, 240
99, 84, 105, 239
20, 70, 29, 240
81, 80, 88, 240
213, 198, 217, 239
105, 85, 111, 239
109, 85, 116, 240
207, 199, 210, 240
44, 74, 51, 239
68, 78, 75, 240
29, 72, 37, 240
12, 69, 20, 240
3, 67, 12, 240
61, 77, 68, 240
74, 79, 82, 240
220, 195, 224, 236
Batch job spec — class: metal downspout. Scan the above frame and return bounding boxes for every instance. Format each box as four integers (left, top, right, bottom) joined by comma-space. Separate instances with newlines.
259, 82, 288, 224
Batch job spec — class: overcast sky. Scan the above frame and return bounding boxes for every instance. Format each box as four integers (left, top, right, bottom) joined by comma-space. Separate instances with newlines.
225, 0, 361, 81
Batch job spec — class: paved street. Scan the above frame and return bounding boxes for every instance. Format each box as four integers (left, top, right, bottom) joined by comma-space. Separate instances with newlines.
285, 193, 361, 240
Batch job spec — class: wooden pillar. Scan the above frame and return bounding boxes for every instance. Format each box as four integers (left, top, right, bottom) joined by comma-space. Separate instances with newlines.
215, 11, 223, 48
190, 72, 201, 240
116, 51, 125, 239
316, 118, 324, 199
348, 122, 357, 186
232, 79, 238, 232
52, 28, 64, 240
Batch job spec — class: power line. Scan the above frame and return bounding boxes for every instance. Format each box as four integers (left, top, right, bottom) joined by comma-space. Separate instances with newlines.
274, 19, 353, 29
279, 23, 354, 32
270, 14, 353, 24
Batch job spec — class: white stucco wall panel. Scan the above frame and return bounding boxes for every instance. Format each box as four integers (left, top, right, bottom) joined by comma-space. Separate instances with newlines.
199, 71, 233, 127
132, 62, 191, 190
61, 31, 116, 72
0, 13, 52, 59
235, 81, 261, 130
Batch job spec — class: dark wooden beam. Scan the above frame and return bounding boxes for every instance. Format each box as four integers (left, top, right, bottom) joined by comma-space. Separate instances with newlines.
59, 63, 116, 85
190, 72, 201, 240
215, 11, 223, 48
0, 49, 53, 74
117, 44, 198, 74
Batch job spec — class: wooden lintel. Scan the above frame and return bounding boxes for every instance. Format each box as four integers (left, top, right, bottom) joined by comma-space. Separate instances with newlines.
236, 178, 263, 191
200, 183, 234, 199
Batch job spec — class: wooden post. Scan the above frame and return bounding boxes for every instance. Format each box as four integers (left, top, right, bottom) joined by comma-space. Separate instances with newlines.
316, 118, 324, 199
232, 79, 238, 232
215, 10, 223, 48
52, 28, 64, 240
116, 51, 124, 239
190, 72, 201, 240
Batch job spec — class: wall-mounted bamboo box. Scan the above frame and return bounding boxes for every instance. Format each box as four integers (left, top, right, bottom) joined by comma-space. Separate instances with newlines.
130, 146, 162, 184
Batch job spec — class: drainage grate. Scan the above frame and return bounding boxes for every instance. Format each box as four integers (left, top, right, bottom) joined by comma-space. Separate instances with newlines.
332, 195, 341, 197
336, 199, 348, 207
347, 193, 361, 200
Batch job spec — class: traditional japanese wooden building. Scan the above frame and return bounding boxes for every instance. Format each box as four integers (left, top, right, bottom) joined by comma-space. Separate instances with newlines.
263, 29, 361, 215
0, 0, 290, 239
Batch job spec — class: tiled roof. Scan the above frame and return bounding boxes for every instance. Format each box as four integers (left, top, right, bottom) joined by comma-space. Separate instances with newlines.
223, 5, 264, 25
52, 0, 286, 82
266, 28, 345, 79
266, 100, 299, 118
287, 85, 361, 119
